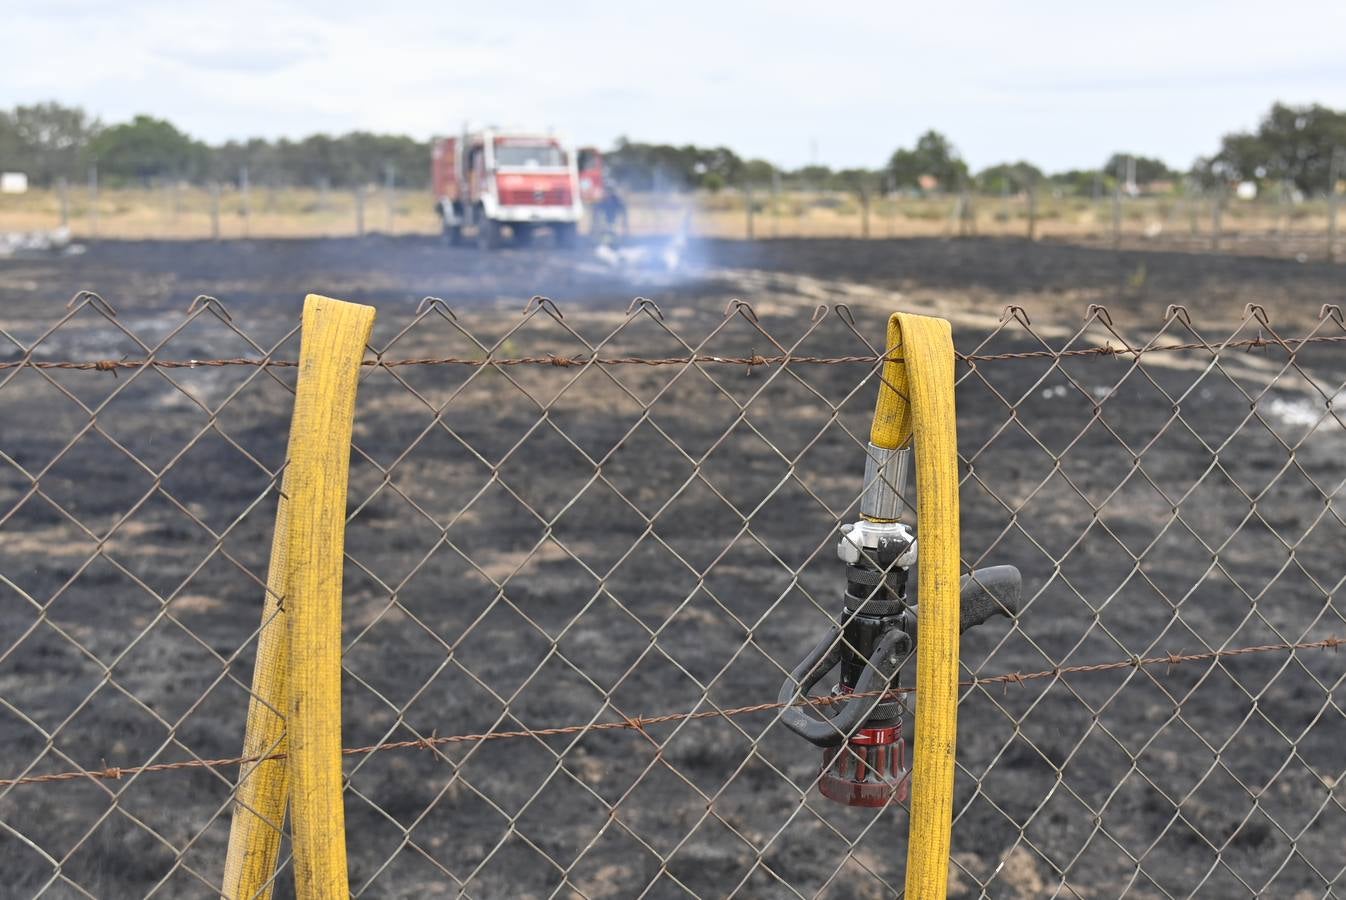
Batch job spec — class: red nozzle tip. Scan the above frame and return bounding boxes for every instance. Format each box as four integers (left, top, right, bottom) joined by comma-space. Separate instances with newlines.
818, 725, 908, 807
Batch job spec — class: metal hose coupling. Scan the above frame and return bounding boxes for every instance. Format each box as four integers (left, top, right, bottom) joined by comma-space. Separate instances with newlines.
860, 443, 911, 521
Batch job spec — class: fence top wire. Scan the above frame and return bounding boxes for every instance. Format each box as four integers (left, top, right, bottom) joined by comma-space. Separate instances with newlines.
4, 294, 1344, 372
3, 635, 1338, 790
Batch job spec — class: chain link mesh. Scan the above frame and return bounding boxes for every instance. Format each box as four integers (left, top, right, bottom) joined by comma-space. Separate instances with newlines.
1, 293, 1342, 898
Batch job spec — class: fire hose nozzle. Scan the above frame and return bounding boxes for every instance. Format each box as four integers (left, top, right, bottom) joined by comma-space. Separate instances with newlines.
778, 561, 1021, 807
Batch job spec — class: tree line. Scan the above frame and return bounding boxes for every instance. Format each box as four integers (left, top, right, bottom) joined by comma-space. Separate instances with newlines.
1, 101, 1342, 197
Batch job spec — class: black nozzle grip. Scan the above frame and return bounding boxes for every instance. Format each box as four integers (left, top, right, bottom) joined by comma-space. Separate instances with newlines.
777, 626, 908, 748
959, 565, 1021, 633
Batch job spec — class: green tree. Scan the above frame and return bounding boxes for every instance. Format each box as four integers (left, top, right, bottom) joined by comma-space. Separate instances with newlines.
1049, 169, 1106, 197
1102, 153, 1174, 184
1207, 103, 1346, 193
87, 115, 203, 182
0, 102, 101, 184
977, 161, 1044, 194
887, 130, 968, 192
789, 164, 834, 188
740, 158, 777, 187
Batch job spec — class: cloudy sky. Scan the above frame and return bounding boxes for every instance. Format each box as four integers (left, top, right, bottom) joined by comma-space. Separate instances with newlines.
4, 0, 1345, 172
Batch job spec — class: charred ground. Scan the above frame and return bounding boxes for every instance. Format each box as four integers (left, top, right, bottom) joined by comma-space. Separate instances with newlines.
1, 236, 1342, 898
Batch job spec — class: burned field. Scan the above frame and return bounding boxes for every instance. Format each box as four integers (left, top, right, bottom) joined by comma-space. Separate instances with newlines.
1, 236, 1343, 898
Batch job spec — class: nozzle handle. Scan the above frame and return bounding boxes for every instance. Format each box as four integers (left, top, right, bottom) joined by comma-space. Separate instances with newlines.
777, 626, 909, 748
958, 565, 1021, 633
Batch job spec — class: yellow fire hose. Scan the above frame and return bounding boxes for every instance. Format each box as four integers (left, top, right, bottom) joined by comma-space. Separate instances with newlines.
870, 312, 960, 899
223, 294, 375, 899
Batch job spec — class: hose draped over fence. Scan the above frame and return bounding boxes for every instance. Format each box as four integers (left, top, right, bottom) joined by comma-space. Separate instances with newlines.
222, 294, 376, 899
870, 312, 960, 900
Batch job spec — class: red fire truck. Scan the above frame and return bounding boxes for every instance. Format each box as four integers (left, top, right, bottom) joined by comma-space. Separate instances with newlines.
432, 129, 596, 249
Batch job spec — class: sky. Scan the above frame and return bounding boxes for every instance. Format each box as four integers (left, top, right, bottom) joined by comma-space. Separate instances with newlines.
4, 0, 1346, 173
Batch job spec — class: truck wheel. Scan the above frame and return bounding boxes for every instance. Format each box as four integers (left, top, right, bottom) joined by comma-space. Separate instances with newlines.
478, 218, 501, 250
513, 223, 533, 247
554, 223, 577, 249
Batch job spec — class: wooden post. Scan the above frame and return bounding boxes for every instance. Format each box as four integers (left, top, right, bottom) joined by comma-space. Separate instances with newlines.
87, 164, 98, 239
1112, 161, 1123, 250
887, 175, 897, 238
1211, 186, 1225, 251
355, 184, 365, 237
745, 182, 754, 240
1026, 178, 1038, 241
240, 166, 251, 238
210, 181, 221, 240
1275, 179, 1288, 254
1328, 148, 1341, 263
771, 169, 781, 238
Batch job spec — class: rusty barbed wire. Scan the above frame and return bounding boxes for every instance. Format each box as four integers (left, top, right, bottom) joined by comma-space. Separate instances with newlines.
3, 635, 1338, 790
4, 298, 1344, 898
4, 333, 1345, 372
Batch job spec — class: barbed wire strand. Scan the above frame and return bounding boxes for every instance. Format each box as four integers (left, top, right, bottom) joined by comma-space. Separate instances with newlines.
4, 635, 1338, 790
3, 333, 1344, 372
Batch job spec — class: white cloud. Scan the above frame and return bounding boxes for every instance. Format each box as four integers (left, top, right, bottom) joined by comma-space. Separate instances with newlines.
2, 0, 1344, 170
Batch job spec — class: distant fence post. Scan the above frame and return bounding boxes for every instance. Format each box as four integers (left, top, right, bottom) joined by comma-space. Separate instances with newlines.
1026, 178, 1038, 241
319, 176, 331, 222
1329, 148, 1342, 263
210, 181, 221, 240
384, 163, 396, 234
58, 177, 69, 228
355, 184, 366, 237
771, 170, 781, 238
1112, 161, 1123, 250
1211, 186, 1225, 252
886, 176, 897, 238
240, 166, 251, 238
958, 187, 974, 237
87, 164, 98, 239
745, 183, 754, 240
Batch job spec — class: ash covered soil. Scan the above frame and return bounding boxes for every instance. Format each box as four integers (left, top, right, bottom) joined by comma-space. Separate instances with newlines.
1, 236, 1343, 898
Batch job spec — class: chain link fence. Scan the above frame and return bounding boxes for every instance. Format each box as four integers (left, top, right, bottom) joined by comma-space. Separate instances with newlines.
1, 293, 1343, 898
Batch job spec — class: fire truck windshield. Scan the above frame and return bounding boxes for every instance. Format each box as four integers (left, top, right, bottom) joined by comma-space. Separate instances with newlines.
494, 143, 567, 168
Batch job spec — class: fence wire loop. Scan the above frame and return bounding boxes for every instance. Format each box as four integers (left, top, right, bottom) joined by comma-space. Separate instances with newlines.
187, 294, 232, 321
67, 289, 117, 316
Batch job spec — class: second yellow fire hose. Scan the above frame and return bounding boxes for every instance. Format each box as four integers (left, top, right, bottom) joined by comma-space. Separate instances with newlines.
870, 312, 961, 900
